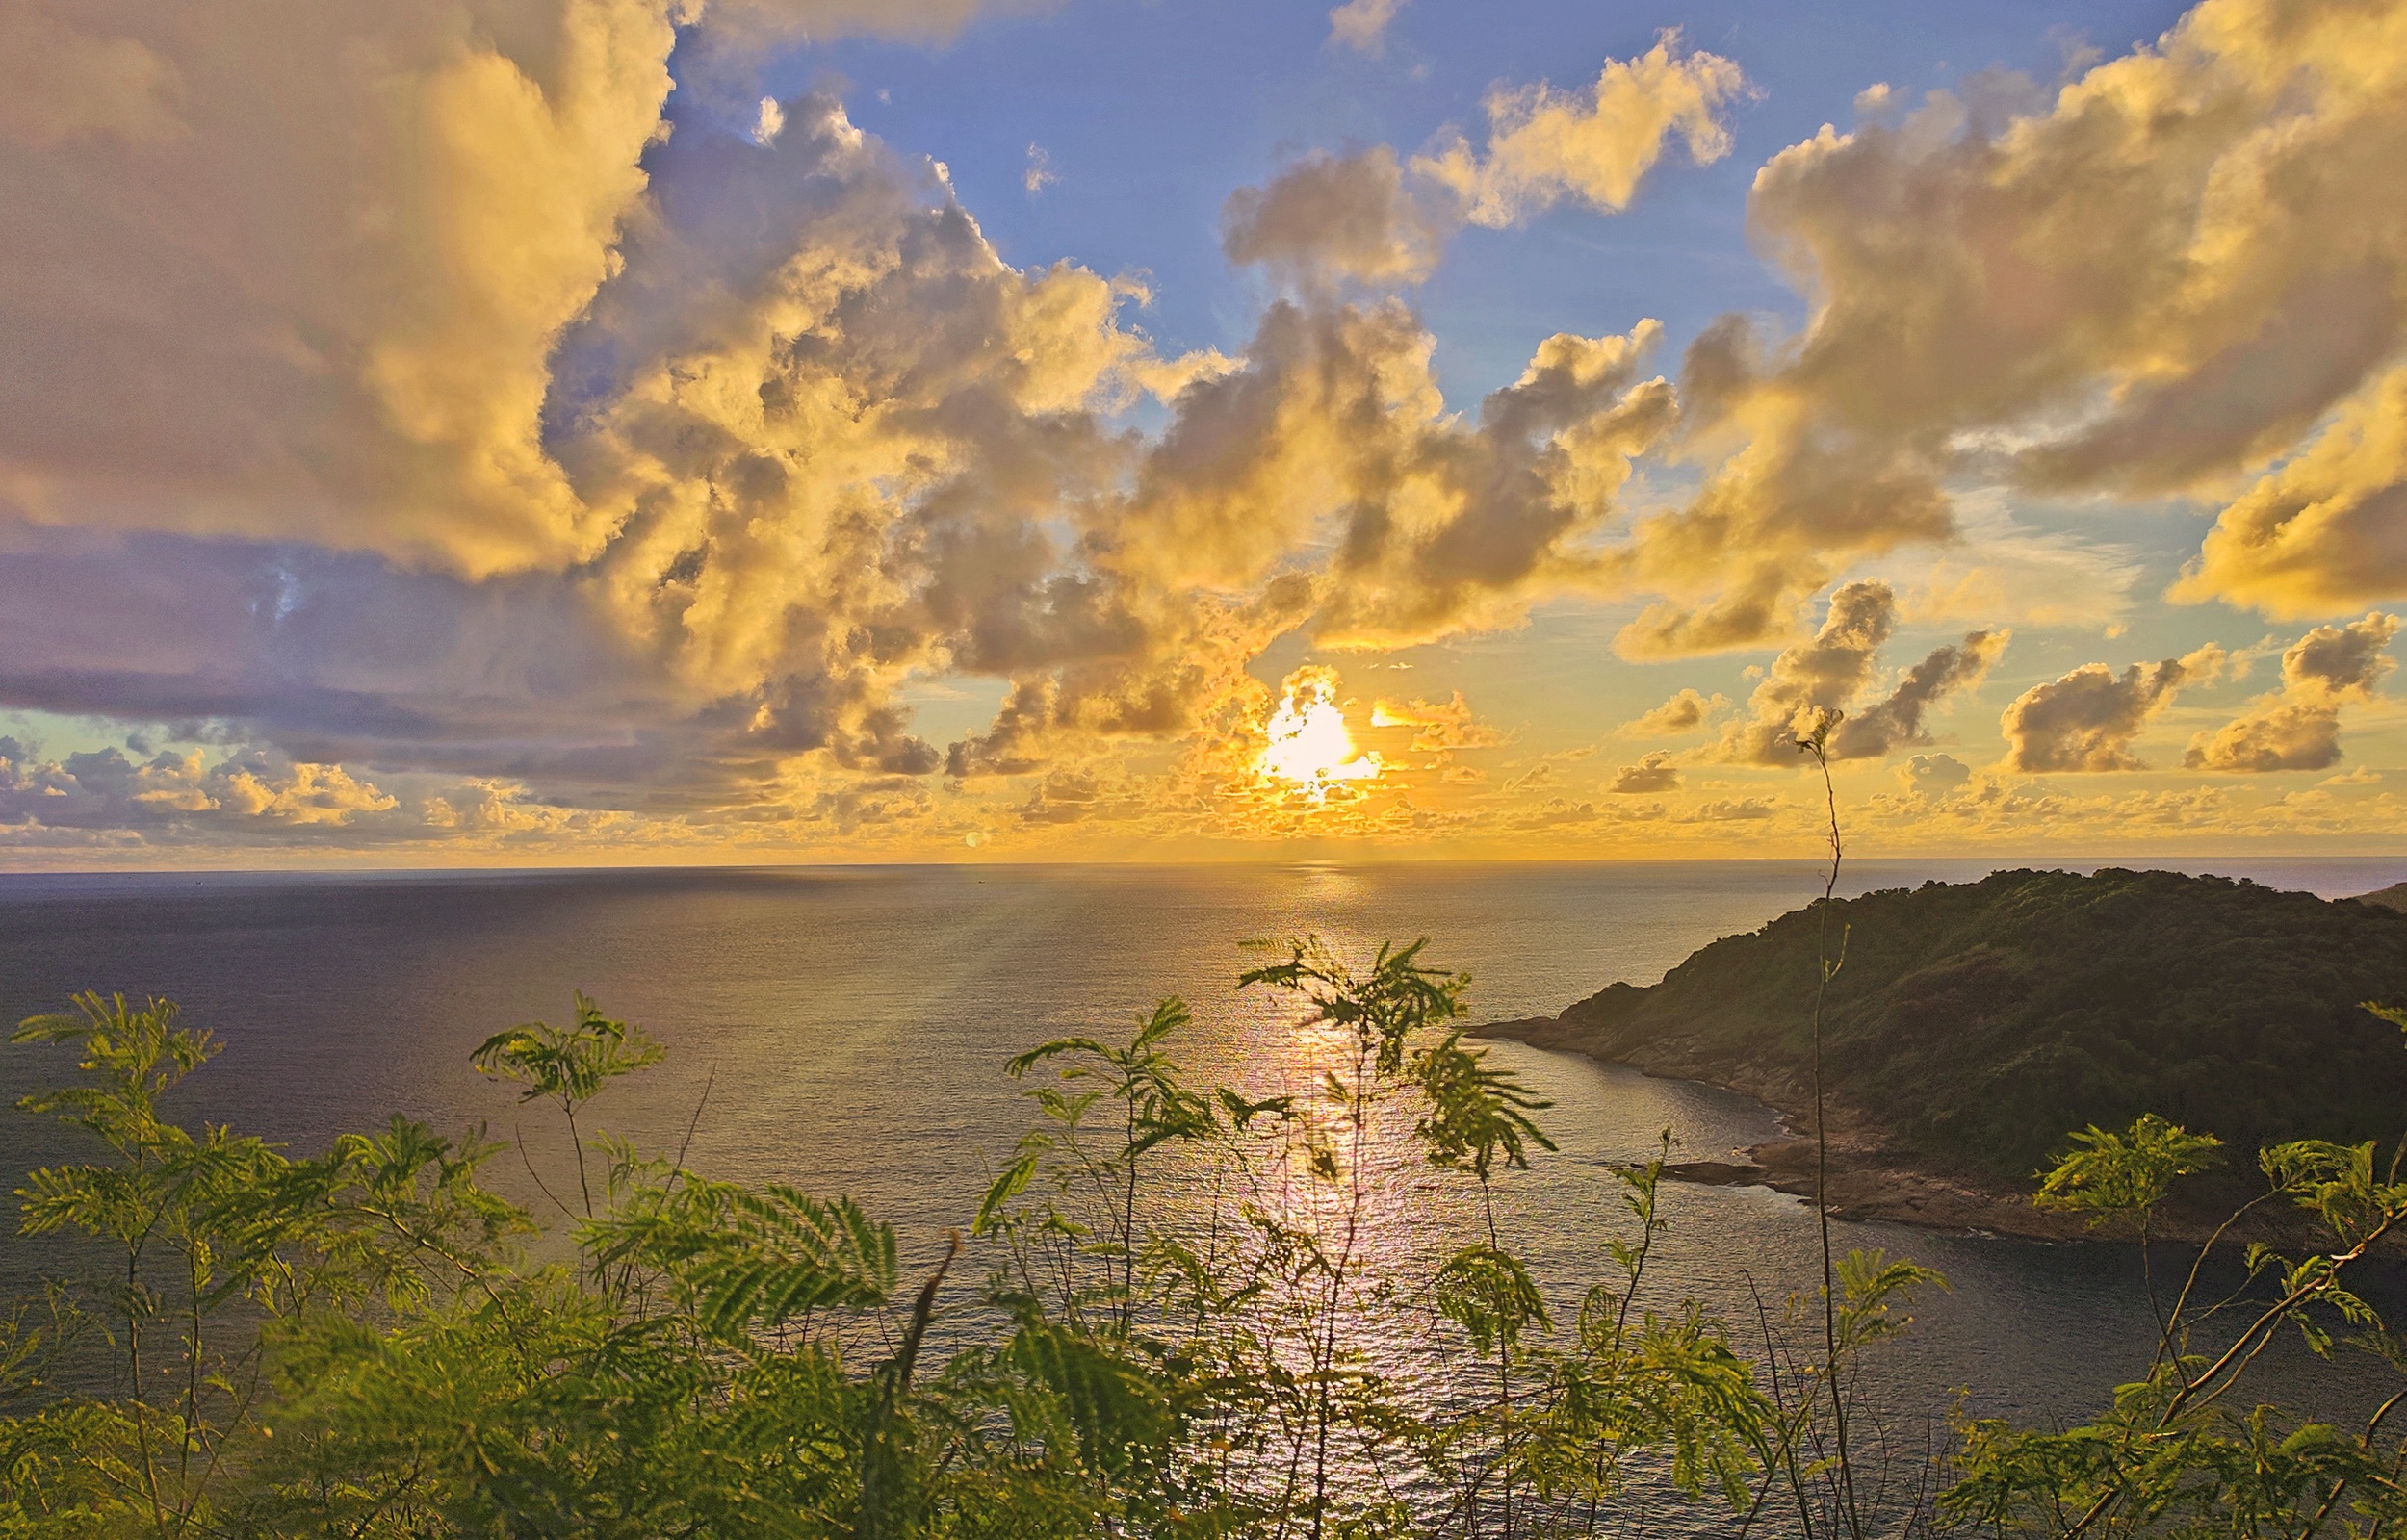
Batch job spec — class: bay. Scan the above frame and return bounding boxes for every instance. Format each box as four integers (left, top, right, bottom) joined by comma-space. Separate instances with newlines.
5, 856, 2404, 1473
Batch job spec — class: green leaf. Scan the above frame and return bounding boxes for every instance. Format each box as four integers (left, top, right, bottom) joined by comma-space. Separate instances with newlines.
973, 1152, 1039, 1237
2033, 1114, 2221, 1224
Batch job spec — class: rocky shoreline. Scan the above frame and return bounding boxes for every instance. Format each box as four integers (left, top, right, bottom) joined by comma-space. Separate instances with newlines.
1653, 1132, 2134, 1245
1475, 1014, 2313, 1247
1467, 873, 2407, 1251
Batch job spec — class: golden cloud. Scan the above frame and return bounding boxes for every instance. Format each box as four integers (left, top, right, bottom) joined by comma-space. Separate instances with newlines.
1618, 687, 1727, 737
1710, 580, 2005, 764
1223, 147, 1454, 286
1621, 0, 2407, 654
2176, 370, 2407, 618
4, 0, 2405, 859
1369, 691, 1503, 754
1608, 751, 1682, 794
2186, 612, 2398, 771
2000, 644, 2227, 772
1413, 34, 1747, 225
1228, 36, 1745, 288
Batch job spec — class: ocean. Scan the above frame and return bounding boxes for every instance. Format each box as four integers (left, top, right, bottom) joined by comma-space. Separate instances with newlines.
4, 856, 2404, 1517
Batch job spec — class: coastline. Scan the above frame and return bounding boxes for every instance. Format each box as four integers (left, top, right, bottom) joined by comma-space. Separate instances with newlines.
1474, 1015, 2308, 1247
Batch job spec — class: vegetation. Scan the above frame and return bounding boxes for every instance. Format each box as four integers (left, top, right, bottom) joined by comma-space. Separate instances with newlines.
3, 876, 2407, 1533
0, 957, 1931, 1538
2359, 884, 2407, 915
1496, 867, 2407, 1178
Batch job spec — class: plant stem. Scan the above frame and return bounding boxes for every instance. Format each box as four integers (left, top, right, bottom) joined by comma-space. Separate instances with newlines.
1802, 729, 1863, 1540
1125, 1093, 1141, 1338
1310, 1038, 1372, 1540
1483, 1177, 1512, 1540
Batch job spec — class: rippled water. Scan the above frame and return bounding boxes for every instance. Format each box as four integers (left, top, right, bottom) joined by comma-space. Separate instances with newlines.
4, 857, 2404, 1517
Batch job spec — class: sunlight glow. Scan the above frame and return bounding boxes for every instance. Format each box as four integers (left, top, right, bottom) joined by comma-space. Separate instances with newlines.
1258, 667, 1383, 796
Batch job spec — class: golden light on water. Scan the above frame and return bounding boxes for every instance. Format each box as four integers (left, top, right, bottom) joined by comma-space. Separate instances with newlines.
1257, 667, 1383, 796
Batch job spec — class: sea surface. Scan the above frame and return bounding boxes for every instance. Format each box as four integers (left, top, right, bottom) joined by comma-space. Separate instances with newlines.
4, 857, 2405, 1518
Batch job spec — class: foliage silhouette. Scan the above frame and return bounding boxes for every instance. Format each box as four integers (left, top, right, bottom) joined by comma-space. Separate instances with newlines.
4, 935, 2406, 1535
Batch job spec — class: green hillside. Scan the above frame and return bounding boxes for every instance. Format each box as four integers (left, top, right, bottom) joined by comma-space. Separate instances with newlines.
1493, 868, 2407, 1176
2360, 881, 2407, 913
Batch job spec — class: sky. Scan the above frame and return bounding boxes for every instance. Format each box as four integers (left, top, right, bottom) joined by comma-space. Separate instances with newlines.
1, 0, 2404, 865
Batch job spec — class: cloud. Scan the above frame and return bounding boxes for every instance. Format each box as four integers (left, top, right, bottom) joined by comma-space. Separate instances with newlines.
8, 0, 2403, 859
1609, 751, 1681, 793
2265, 610, 2396, 697
0, 741, 399, 837
1307, 323, 1681, 646
642, 0, 1035, 109
1369, 691, 1501, 753
1686, 796, 1778, 822
1326, 0, 1405, 54
1501, 746, 1596, 798
1828, 627, 2007, 760
0, 0, 686, 576
1504, 761, 1558, 792
1228, 37, 1743, 288
0, 14, 1747, 850
0, 3, 182, 148
1413, 34, 1747, 225
1862, 489, 2142, 631
1087, 293, 1677, 659
1013, 766, 1148, 826
1023, 141, 1057, 194
0, 80, 1225, 823
1619, 687, 1727, 737
1619, 0, 2407, 654
940, 578, 1312, 779
1711, 581, 1891, 762
220, 762, 400, 825
1895, 752, 1973, 800
2175, 367, 2407, 618
2186, 612, 2398, 771
1253, 665, 1382, 792
1507, 798, 1599, 830
1222, 147, 1452, 285
2184, 702, 2351, 775
553, 90, 1296, 794
1711, 580, 2003, 764
0, 0, 1037, 580
1856, 768, 2406, 848
751, 96, 788, 144
2000, 644, 2227, 772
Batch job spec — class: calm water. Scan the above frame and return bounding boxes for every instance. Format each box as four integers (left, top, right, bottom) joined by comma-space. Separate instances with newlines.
4, 857, 2404, 1483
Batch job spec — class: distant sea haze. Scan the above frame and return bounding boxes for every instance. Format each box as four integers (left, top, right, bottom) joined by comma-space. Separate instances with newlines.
3, 858, 2403, 1462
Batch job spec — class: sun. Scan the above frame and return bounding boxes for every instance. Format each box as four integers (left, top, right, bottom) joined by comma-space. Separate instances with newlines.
1257, 667, 1383, 795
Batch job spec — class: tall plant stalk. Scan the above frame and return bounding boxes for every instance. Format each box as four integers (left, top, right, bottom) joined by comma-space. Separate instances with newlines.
1309, 1034, 1373, 1540
1799, 716, 1863, 1540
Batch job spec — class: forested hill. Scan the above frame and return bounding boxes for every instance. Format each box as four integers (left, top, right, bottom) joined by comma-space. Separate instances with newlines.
1484, 869, 2407, 1177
